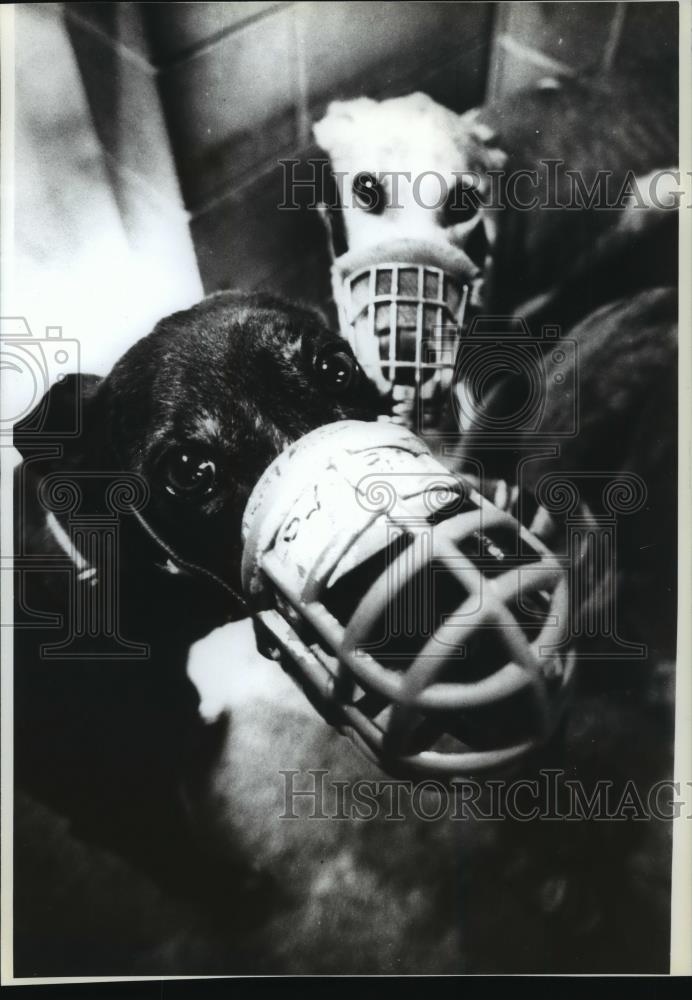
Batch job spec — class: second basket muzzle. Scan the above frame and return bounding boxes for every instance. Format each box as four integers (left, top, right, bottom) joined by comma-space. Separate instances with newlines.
329, 238, 481, 430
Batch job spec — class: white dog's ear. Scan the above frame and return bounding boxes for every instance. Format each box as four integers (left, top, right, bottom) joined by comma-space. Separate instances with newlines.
13, 373, 104, 459
457, 108, 508, 171
402, 91, 439, 113
313, 98, 376, 156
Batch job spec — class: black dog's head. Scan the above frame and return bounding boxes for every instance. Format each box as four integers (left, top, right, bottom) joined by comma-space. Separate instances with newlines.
16, 291, 380, 627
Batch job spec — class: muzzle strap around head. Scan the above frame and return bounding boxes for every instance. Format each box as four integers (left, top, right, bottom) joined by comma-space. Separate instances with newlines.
46, 504, 248, 615
128, 506, 248, 612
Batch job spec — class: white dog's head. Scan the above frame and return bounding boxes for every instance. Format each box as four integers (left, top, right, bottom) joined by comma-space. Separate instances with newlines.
314, 92, 506, 254
313, 92, 506, 428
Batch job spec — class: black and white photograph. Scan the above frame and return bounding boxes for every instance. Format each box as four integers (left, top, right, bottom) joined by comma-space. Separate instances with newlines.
1, 0, 690, 982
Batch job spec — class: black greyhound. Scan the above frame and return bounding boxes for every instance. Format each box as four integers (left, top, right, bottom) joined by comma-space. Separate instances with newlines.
13, 293, 380, 961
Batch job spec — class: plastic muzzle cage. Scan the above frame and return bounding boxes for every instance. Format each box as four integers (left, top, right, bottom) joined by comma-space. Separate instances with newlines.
242, 420, 575, 778
321, 208, 481, 431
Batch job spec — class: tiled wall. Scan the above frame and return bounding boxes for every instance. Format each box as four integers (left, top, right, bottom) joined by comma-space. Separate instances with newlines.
64, 1, 677, 320
63, 4, 185, 238
12, 3, 202, 380
65, 2, 495, 317
486, 1, 677, 99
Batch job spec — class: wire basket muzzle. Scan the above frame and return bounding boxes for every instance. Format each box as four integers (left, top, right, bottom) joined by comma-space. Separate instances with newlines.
330, 239, 481, 429
241, 420, 575, 777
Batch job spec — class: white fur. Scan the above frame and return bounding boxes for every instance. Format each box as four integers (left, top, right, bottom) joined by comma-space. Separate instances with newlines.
314, 92, 506, 255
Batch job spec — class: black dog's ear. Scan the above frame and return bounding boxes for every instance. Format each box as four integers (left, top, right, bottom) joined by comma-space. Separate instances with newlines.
13, 373, 104, 458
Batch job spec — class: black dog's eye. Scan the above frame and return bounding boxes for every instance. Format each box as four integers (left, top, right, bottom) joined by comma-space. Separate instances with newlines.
162, 449, 217, 499
314, 345, 358, 393
352, 172, 385, 214
441, 179, 480, 227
